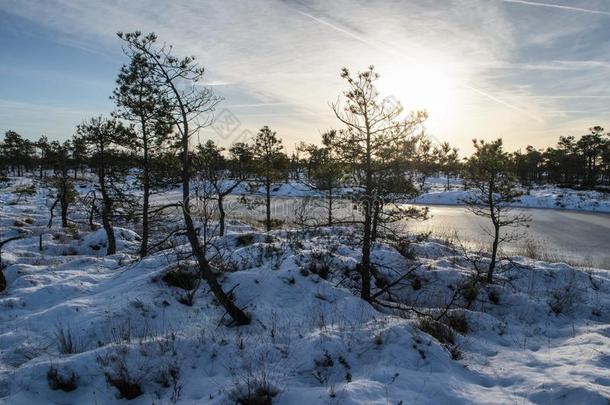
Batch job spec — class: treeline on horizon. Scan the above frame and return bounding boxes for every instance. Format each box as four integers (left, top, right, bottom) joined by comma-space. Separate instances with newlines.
1, 117, 609, 192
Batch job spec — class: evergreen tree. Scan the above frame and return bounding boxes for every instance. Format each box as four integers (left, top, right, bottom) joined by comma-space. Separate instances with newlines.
70, 135, 88, 179
47, 140, 76, 228
36, 135, 51, 179
251, 126, 287, 232
330, 66, 427, 302
298, 130, 344, 227
228, 142, 255, 181
113, 49, 176, 258
577, 126, 606, 187
194, 140, 246, 236
76, 116, 134, 255
463, 139, 530, 283
118, 31, 250, 325
3, 131, 34, 176
434, 141, 460, 190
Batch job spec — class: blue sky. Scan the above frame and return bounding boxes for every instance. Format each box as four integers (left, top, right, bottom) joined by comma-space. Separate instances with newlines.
1, 0, 610, 151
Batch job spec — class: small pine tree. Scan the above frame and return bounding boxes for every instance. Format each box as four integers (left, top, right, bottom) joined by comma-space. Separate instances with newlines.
48, 140, 76, 228
76, 116, 134, 255
463, 138, 530, 283
251, 126, 287, 232
330, 66, 428, 302
298, 130, 344, 227
194, 140, 246, 236
118, 31, 250, 325
112, 49, 176, 258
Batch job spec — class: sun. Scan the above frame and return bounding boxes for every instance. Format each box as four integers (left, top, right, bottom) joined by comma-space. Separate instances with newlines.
377, 55, 461, 134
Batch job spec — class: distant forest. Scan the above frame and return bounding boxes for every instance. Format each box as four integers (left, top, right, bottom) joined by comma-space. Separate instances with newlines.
2, 124, 609, 190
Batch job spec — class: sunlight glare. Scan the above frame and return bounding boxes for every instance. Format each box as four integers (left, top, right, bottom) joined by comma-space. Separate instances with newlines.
378, 55, 461, 132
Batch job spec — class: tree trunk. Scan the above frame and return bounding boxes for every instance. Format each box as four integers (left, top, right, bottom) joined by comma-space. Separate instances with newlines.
327, 189, 333, 227
488, 222, 499, 283
218, 195, 226, 236
60, 198, 69, 228
48, 198, 59, 228
179, 116, 250, 326
265, 180, 271, 232
487, 178, 498, 283
371, 200, 380, 242
98, 147, 116, 255
360, 115, 373, 302
89, 191, 97, 231
101, 191, 116, 255
60, 175, 69, 228
140, 141, 150, 258
361, 196, 372, 302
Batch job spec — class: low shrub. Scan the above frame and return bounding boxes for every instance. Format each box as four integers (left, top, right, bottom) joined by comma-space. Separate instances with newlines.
308, 250, 333, 280
236, 234, 256, 247
162, 266, 199, 291
488, 288, 500, 305
416, 318, 454, 345
394, 239, 417, 260
410, 275, 422, 290
230, 378, 279, 405
47, 366, 78, 392
444, 312, 468, 334
459, 279, 479, 306
54, 326, 84, 354
548, 286, 575, 315
14, 185, 36, 195
98, 348, 144, 400
106, 374, 143, 400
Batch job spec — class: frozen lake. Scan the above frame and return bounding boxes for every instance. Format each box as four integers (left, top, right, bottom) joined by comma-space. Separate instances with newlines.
153, 191, 610, 268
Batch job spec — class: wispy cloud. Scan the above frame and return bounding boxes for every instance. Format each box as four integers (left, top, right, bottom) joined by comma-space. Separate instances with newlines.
294, 6, 543, 123
224, 102, 292, 108
1, 0, 609, 149
496, 0, 610, 16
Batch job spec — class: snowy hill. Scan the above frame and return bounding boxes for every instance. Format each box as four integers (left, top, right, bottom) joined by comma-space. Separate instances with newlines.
1, 181, 610, 404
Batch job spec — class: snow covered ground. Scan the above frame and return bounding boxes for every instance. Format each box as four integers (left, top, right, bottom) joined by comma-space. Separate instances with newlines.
1, 179, 610, 404
41, 172, 610, 213
208, 176, 610, 213
412, 177, 610, 213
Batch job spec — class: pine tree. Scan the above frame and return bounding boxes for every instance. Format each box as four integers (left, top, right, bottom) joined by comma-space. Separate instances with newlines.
194, 140, 246, 236
577, 126, 606, 188
463, 139, 530, 283
76, 116, 134, 255
330, 66, 427, 302
434, 141, 460, 190
47, 140, 76, 228
117, 31, 250, 325
251, 126, 287, 232
3, 131, 34, 176
298, 130, 344, 227
113, 49, 176, 258
36, 135, 51, 179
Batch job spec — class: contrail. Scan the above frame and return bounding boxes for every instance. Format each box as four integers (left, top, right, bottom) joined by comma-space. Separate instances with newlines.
295, 11, 396, 56
497, 0, 610, 16
295, 10, 544, 122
